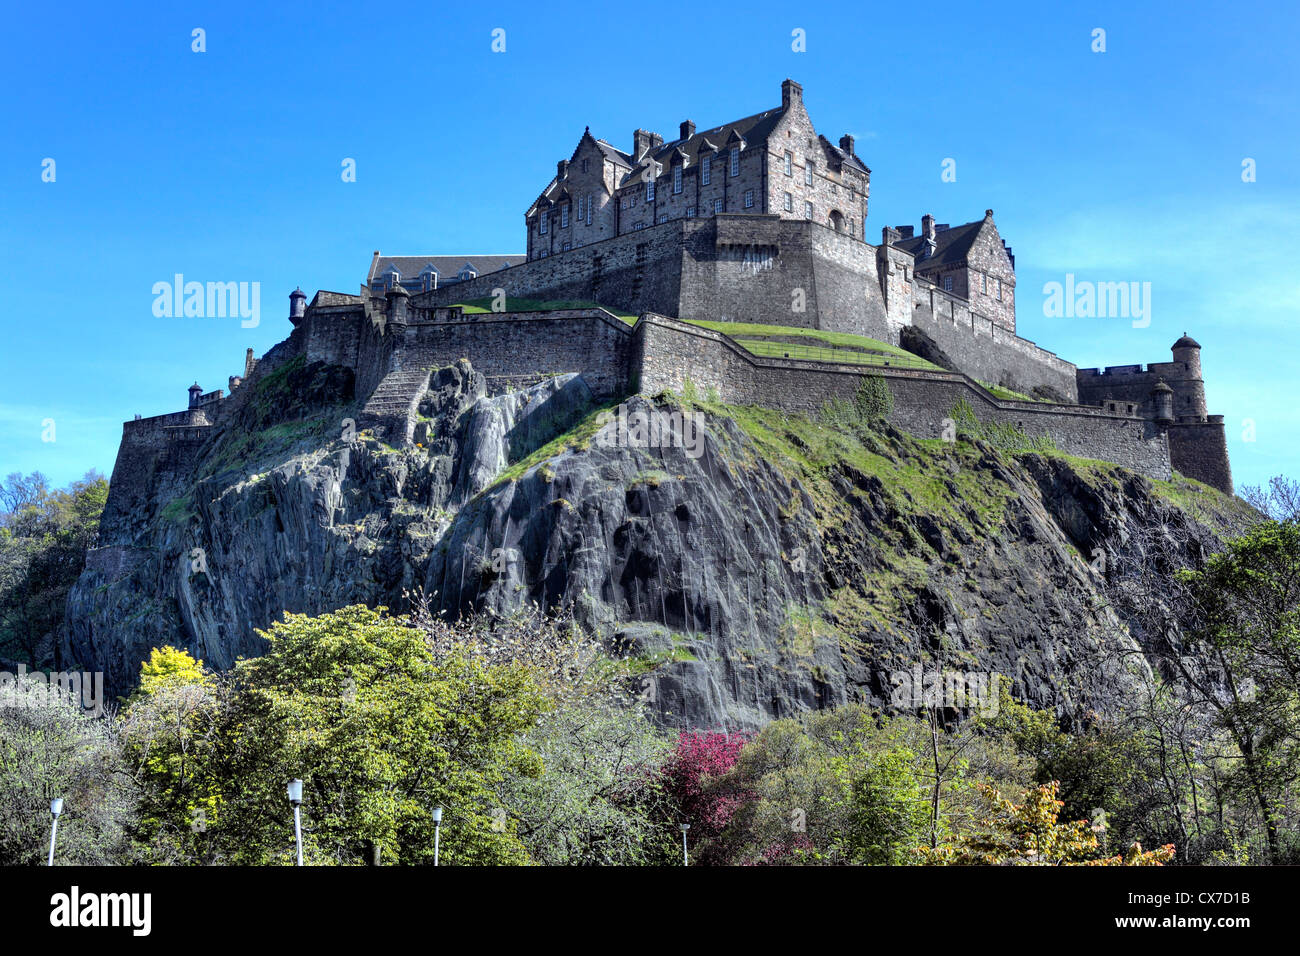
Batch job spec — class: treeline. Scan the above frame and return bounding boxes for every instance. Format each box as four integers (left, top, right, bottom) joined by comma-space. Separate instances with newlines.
0, 471, 107, 667
1, 472, 1297, 865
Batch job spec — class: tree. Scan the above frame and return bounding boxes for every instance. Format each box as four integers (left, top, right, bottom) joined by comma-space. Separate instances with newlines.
202, 605, 549, 865
917, 781, 1175, 866
0, 471, 108, 666
0, 673, 132, 865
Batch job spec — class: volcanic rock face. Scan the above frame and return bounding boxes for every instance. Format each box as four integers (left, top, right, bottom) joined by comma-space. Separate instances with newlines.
64, 358, 1244, 729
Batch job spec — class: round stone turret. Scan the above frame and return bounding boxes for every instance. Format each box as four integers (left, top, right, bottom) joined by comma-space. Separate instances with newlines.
188, 382, 203, 409
385, 282, 411, 326
1151, 380, 1174, 425
1170, 332, 1207, 419
289, 287, 307, 323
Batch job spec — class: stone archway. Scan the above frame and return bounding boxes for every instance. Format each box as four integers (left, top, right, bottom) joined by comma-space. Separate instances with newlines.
828, 210, 845, 233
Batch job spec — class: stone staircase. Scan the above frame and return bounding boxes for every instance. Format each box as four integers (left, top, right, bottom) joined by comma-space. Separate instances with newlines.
358, 367, 432, 445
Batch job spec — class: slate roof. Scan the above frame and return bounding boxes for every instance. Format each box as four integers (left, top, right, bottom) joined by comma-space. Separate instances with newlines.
367, 254, 522, 284
895, 219, 985, 271
818, 135, 870, 174
1172, 334, 1202, 350
619, 107, 786, 187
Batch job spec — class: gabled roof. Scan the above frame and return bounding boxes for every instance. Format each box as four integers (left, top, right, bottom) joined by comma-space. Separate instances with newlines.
367, 255, 522, 283
895, 219, 986, 271
618, 106, 786, 187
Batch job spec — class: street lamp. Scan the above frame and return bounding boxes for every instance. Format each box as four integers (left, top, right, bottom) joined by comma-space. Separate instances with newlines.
47, 798, 64, 867
432, 806, 443, 866
287, 779, 304, 866
681, 822, 690, 866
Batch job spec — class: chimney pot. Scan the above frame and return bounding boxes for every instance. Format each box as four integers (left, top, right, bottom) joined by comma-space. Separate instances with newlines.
839, 134, 855, 155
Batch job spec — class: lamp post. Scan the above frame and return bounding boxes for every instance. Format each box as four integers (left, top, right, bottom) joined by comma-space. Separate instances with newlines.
681, 822, 690, 866
47, 798, 64, 866
432, 806, 443, 866
287, 779, 303, 866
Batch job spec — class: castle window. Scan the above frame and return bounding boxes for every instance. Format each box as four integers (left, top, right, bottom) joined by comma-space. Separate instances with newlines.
804, 201, 813, 219
702, 155, 711, 185
744, 189, 754, 208
784, 151, 793, 176
784, 192, 793, 212
539, 214, 548, 235
587, 196, 593, 225
996, 279, 1003, 301
561, 205, 569, 228
577, 196, 585, 220
943, 276, 953, 292
713, 198, 723, 214
621, 197, 628, 209
673, 165, 682, 194
562, 242, 571, 251
805, 161, 814, 185
646, 179, 655, 202
686, 207, 696, 218
729, 146, 739, 176
658, 214, 669, 224
981, 273, 988, 294
581, 159, 589, 172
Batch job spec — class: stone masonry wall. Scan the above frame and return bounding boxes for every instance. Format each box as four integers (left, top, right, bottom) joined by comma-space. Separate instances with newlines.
634, 315, 1170, 481
910, 280, 1078, 402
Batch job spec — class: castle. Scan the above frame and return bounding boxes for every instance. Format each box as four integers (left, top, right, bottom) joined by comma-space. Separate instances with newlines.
108, 78, 1232, 513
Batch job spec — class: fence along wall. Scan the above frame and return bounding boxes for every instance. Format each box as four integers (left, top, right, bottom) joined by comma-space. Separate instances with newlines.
634, 314, 1171, 481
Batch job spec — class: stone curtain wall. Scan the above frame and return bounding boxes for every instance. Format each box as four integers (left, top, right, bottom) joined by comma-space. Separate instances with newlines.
400, 309, 635, 399
634, 314, 1172, 481
1168, 420, 1233, 493
417, 219, 689, 318
911, 281, 1078, 401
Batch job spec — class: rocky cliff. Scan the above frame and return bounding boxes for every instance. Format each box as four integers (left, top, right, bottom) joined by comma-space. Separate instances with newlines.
63, 356, 1251, 727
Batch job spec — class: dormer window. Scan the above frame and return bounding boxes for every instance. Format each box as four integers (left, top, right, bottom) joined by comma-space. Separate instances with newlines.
561, 205, 569, 228
460, 266, 477, 281
420, 267, 438, 291
646, 179, 655, 202
539, 214, 548, 235
729, 146, 739, 177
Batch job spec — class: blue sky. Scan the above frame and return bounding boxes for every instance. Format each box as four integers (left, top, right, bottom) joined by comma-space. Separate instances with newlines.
2, 0, 1296, 492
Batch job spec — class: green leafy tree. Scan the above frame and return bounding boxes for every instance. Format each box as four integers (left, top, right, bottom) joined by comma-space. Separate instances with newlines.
0, 471, 108, 666
204, 605, 549, 865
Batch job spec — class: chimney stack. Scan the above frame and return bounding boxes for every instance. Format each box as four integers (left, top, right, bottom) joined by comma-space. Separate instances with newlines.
921, 214, 937, 257
633, 129, 662, 161
557, 159, 569, 181
680, 119, 695, 140
781, 78, 803, 110
895, 225, 915, 240
839, 134, 855, 155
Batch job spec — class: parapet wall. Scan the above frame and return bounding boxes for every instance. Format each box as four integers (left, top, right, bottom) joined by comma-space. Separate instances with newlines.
634, 314, 1171, 481
910, 281, 1078, 402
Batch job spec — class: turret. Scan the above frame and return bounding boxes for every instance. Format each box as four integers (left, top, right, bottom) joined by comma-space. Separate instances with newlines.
386, 283, 410, 327
1170, 333, 1208, 419
1151, 380, 1174, 425
188, 382, 202, 409
289, 287, 307, 325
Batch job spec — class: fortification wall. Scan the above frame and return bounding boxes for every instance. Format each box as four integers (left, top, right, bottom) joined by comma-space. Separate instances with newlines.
910, 282, 1078, 402
1077, 362, 1207, 422
415, 220, 687, 318
397, 309, 635, 399
634, 315, 1170, 481
1168, 420, 1233, 493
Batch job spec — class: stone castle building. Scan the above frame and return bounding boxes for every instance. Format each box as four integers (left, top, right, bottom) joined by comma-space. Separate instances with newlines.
109, 78, 1232, 504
